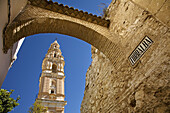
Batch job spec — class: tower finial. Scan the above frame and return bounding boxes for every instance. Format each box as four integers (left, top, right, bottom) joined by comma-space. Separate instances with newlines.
54, 37, 58, 44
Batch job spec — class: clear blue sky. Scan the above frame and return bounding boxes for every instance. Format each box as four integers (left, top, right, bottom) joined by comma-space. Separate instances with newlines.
2, 0, 112, 113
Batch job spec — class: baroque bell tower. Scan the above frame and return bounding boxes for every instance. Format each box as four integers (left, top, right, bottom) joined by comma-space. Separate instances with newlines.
37, 40, 67, 113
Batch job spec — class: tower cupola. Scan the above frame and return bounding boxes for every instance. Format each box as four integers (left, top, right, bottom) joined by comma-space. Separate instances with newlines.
42, 40, 65, 76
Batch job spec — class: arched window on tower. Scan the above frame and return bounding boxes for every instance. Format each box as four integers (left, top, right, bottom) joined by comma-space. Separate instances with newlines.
52, 64, 57, 73
51, 89, 54, 94
54, 53, 56, 57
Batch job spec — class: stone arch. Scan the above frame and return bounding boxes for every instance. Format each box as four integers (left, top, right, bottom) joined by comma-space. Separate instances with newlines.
4, 0, 124, 69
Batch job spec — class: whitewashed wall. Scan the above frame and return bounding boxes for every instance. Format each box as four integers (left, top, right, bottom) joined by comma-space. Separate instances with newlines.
0, 0, 27, 87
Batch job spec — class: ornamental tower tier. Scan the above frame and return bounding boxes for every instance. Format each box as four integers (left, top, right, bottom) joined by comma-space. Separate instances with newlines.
37, 40, 67, 113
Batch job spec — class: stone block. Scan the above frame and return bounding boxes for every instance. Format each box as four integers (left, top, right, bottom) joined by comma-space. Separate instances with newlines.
156, 0, 170, 27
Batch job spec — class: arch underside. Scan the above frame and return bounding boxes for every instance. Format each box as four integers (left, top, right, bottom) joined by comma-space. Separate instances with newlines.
4, 4, 124, 69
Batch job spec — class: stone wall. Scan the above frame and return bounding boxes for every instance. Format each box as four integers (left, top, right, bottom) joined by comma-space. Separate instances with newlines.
81, 0, 170, 112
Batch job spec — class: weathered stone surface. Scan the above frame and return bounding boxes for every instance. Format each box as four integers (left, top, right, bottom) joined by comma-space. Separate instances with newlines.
131, 0, 170, 27
131, 0, 166, 14
156, 0, 170, 27
81, 0, 170, 112
81, 44, 169, 112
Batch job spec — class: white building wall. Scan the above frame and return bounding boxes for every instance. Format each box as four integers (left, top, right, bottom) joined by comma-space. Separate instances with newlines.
0, 0, 27, 87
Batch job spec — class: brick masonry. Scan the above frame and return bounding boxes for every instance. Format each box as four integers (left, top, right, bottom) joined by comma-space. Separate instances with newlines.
4, 0, 123, 69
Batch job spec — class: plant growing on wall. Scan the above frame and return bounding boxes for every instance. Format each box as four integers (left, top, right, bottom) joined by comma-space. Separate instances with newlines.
0, 89, 20, 113
97, 3, 109, 18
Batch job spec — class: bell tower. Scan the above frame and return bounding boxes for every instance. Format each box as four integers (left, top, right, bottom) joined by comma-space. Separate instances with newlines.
37, 40, 67, 113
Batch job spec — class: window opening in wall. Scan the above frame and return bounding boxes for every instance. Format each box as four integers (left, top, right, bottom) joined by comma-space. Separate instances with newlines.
54, 53, 56, 57
52, 64, 57, 73
52, 81, 56, 86
51, 89, 54, 94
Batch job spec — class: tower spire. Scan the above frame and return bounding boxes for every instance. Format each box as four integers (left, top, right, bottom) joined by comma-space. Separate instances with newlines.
54, 37, 58, 43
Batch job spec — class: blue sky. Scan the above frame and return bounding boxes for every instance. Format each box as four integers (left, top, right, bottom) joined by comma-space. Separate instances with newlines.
2, 0, 112, 113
